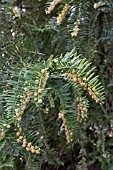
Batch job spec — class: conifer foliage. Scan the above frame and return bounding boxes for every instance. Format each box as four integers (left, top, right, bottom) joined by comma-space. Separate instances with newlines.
1, 0, 113, 169
0, 48, 105, 168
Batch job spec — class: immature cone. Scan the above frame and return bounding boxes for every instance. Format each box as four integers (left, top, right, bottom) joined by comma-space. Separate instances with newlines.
58, 112, 70, 144
13, 7, 21, 18
57, 4, 70, 25
94, 2, 105, 9
46, 0, 61, 14
71, 20, 80, 37
0, 130, 5, 140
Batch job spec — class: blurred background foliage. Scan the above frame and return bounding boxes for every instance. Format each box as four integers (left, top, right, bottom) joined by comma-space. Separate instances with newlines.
0, 0, 113, 170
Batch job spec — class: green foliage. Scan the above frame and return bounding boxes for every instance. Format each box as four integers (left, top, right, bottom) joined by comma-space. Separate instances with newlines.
1, 0, 113, 169
0, 47, 105, 169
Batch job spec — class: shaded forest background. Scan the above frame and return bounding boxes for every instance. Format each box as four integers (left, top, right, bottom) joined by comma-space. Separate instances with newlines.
0, 0, 113, 170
